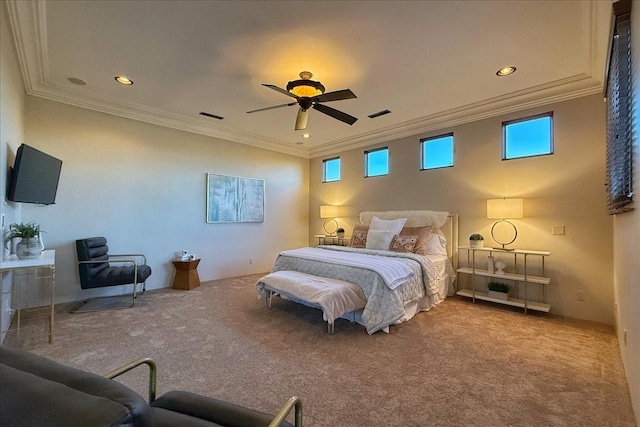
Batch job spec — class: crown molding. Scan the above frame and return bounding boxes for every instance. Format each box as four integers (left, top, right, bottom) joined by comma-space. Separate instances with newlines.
5, 1, 310, 158
309, 74, 603, 158
6, 0, 606, 161
30, 79, 310, 158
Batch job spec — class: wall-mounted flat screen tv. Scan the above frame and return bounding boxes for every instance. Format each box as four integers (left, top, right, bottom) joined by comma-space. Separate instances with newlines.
7, 144, 63, 205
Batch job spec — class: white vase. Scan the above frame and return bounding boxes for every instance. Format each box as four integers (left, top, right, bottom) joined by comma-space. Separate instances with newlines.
16, 237, 43, 259
469, 240, 484, 248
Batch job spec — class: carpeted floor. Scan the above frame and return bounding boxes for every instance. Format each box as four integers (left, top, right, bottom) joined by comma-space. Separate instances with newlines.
5, 273, 636, 426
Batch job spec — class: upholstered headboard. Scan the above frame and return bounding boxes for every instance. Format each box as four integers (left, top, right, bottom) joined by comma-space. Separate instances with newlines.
357, 210, 458, 270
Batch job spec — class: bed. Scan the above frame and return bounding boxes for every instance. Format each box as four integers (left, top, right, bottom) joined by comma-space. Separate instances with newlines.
257, 210, 459, 334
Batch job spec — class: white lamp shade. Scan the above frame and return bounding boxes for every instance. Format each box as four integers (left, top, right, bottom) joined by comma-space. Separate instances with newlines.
487, 198, 523, 219
320, 205, 340, 218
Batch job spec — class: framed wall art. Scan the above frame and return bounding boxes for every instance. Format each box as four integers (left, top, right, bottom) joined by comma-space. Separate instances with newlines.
206, 174, 264, 223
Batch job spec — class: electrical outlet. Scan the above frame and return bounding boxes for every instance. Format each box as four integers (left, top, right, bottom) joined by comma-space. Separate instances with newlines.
614, 302, 618, 312
248, 258, 253, 265
576, 290, 585, 301
552, 225, 565, 235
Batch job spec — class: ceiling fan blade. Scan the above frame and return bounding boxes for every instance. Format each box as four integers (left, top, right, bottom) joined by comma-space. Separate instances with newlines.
313, 103, 358, 125
314, 89, 357, 103
295, 108, 309, 130
247, 102, 296, 114
263, 84, 298, 99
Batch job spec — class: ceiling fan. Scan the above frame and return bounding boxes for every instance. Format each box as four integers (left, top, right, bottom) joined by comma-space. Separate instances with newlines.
247, 71, 358, 131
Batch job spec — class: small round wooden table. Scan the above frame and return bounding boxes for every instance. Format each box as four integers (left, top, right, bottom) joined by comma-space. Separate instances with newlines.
171, 259, 201, 290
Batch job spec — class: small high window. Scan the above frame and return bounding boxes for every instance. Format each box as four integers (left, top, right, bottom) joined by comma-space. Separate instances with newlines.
502, 113, 553, 160
365, 147, 389, 177
323, 157, 340, 182
421, 133, 454, 170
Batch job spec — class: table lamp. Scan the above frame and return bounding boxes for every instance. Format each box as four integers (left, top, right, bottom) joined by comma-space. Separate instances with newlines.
487, 198, 523, 250
320, 205, 339, 236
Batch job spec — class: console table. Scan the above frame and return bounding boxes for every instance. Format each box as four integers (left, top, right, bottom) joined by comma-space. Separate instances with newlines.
0, 250, 56, 343
456, 246, 551, 314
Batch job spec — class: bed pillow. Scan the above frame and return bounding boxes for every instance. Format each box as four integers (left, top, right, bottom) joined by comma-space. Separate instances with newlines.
425, 232, 448, 256
365, 229, 396, 250
351, 229, 368, 248
400, 226, 433, 255
350, 225, 369, 248
369, 216, 407, 235
390, 234, 417, 253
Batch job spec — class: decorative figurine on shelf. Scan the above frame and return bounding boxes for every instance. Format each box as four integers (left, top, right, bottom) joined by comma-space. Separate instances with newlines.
494, 259, 507, 275
469, 233, 484, 248
336, 228, 345, 238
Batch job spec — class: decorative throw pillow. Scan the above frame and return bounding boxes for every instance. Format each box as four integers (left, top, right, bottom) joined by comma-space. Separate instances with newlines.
400, 226, 434, 255
425, 232, 448, 256
351, 229, 368, 248
390, 234, 417, 253
365, 229, 396, 250
369, 216, 407, 235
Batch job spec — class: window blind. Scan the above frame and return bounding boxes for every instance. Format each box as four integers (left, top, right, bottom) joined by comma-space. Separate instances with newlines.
605, 0, 634, 215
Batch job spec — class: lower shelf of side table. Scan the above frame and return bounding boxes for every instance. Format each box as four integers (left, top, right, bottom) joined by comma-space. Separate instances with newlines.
456, 289, 551, 313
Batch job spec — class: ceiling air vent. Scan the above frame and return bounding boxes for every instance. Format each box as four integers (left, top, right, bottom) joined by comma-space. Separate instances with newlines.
199, 112, 224, 120
368, 109, 391, 119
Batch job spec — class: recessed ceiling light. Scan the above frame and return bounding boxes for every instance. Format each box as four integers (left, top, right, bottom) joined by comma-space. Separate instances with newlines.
295, 141, 304, 145
67, 77, 87, 86
114, 75, 134, 85
496, 67, 516, 77
301, 133, 311, 139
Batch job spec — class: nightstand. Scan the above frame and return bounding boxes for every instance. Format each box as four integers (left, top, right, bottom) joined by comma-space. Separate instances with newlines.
314, 234, 351, 246
171, 259, 201, 290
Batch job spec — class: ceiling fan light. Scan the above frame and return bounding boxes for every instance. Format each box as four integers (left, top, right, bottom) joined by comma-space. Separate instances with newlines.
286, 71, 325, 97
287, 80, 325, 97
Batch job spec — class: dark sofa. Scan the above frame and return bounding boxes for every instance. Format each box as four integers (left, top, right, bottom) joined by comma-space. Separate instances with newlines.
0, 346, 301, 427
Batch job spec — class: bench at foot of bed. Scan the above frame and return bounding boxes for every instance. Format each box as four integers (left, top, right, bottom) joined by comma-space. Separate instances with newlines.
256, 271, 367, 334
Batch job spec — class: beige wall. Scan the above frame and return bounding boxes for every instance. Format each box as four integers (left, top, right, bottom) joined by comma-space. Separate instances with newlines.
614, 1, 640, 423
0, 1, 26, 340
310, 94, 614, 325
18, 97, 309, 303
0, 0, 24, 253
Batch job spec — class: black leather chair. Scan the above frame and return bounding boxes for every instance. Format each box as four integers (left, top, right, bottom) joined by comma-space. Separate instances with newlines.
74, 236, 152, 312
0, 345, 302, 427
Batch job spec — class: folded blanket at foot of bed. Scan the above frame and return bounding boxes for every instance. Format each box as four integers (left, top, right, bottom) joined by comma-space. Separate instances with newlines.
256, 271, 367, 326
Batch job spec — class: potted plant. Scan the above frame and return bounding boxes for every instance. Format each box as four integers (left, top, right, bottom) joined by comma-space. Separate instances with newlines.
4, 222, 44, 259
487, 281, 509, 300
336, 227, 345, 238
469, 233, 484, 248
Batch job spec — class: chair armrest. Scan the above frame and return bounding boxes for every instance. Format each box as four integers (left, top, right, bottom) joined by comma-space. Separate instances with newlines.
109, 253, 148, 264
151, 391, 301, 427
269, 396, 303, 427
78, 259, 138, 266
103, 358, 157, 403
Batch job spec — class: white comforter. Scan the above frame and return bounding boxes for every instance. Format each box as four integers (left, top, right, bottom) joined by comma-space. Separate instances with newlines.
269, 246, 455, 334
279, 247, 414, 289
